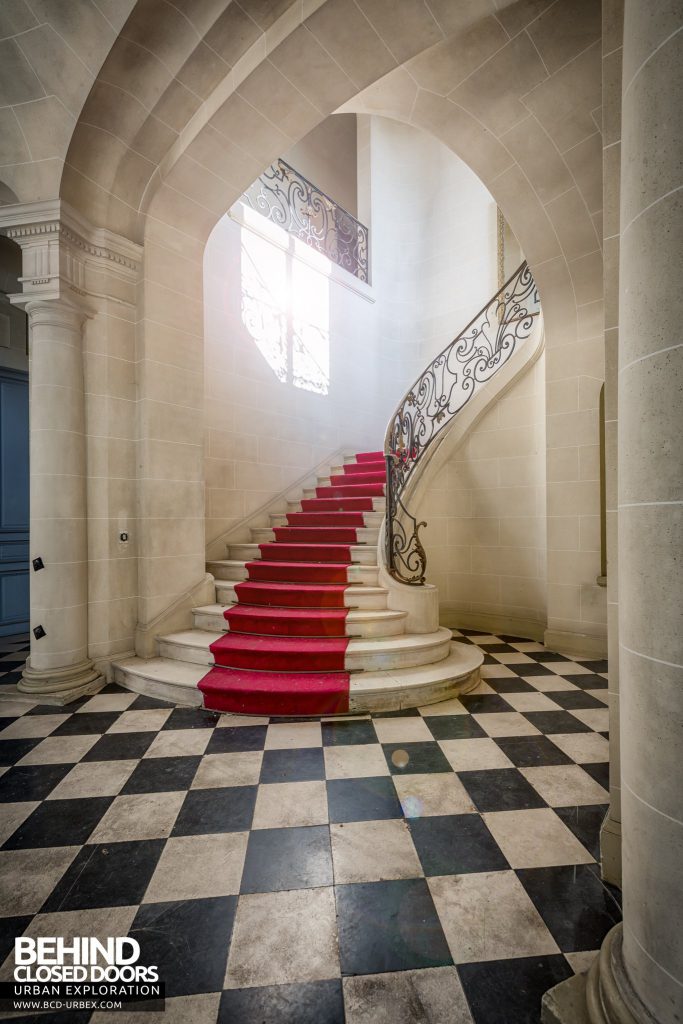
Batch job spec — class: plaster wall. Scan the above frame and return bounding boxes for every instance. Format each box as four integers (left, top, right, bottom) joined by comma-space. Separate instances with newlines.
364, 116, 498, 402
419, 357, 547, 639
285, 114, 358, 217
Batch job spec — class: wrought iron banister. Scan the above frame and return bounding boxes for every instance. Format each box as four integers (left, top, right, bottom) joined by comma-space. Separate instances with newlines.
384, 261, 540, 585
241, 158, 369, 282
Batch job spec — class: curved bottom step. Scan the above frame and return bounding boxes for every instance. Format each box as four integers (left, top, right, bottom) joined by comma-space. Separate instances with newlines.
111, 641, 483, 715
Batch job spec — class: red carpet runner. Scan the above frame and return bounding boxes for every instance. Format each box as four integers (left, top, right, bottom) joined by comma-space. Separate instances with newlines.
199, 451, 384, 715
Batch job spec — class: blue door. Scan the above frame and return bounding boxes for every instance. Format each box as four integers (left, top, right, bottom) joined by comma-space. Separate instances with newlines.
0, 368, 29, 636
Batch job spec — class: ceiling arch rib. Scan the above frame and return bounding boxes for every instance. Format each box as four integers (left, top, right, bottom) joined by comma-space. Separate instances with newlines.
60, 0, 602, 316
62, 0, 464, 241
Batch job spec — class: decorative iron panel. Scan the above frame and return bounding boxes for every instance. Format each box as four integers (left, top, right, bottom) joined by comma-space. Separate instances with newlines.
241, 158, 369, 283
384, 261, 540, 585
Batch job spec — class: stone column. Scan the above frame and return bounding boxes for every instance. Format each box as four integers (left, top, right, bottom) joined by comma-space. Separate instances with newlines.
543, 3, 683, 1022
19, 298, 100, 702
611, 0, 683, 1019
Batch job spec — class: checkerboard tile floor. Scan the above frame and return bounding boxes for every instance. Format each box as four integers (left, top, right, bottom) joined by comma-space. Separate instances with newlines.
0, 630, 620, 1023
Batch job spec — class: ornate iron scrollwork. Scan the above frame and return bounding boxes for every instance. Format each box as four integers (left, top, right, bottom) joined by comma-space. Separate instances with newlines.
384, 261, 540, 585
241, 158, 369, 283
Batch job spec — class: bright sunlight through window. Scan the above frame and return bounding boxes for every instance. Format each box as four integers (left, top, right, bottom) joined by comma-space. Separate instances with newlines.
239, 208, 331, 396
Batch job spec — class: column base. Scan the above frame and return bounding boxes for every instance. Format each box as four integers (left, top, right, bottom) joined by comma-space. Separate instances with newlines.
542, 925, 655, 1024
18, 658, 103, 705
600, 811, 622, 888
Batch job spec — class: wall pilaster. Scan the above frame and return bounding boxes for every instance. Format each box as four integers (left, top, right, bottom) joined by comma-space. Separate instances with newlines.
0, 200, 142, 700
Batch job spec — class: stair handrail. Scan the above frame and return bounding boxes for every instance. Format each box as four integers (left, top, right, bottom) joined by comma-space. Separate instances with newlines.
383, 260, 540, 585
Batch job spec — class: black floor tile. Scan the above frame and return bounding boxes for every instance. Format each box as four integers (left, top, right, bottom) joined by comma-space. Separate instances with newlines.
0, 763, 71, 802
121, 755, 201, 794
525, 651, 571, 663
336, 878, 452, 976
547, 690, 606, 710
523, 711, 593, 734
0, 915, 32, 966
0, 671, 22, 686
130, 694, 176, 710
494, 736, 573, 768
8, 1011, 92, 1023
482, 643, 516, 654
425, 715, 487, 740
219, 979, 344, 1024
259, 747, 324, 783
327, 777, 403, 823
458, 768, 547, 812
517, 864, 622, 951
240, 825, 332, 893
206, 726, 268, 754
382, 742, 453, 775
561, 673, 608, 691
582, 762, 609, 789
82, 731, 155, 761
554, 804, 608, 861
484, 677, 536, 694
51, 713, 120, 736
0, 738, 40, 766
43, 840, 165, 911
24, 697, 89, 715
269, 716, 318, 723
457, 694, 513, 714
172, 785, 256, 835
458, 954, 573, 1024
161, 707, 221, 730
578, 660, 608, 674
510, 662, 565, 677
408, 814, 509, 876
131, 896, 236, 997
372, 707, 421, 718
321, 719, 377, 745
2, 797, 113, 849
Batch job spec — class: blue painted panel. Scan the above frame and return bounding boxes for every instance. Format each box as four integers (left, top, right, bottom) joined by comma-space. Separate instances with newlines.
0, 368, 29, 635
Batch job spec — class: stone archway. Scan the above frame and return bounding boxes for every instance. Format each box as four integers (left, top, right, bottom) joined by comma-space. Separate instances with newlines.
52, 0, 605, 659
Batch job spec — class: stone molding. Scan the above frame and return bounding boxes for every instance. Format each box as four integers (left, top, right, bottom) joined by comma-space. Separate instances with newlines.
0, 199, 142, 305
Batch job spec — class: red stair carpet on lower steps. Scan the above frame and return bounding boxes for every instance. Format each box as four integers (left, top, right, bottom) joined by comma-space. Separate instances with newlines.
198, 450, 385, 715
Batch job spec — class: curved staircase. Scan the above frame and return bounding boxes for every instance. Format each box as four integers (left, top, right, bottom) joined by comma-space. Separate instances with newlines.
112, 450, 481, 714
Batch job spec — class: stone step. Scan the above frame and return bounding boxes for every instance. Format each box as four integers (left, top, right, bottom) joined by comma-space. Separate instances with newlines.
348, 643, 482, 713
227, 543, 378, 565
208, 561, 380, 586
192, 604, 407, 638
112, 656, 204, 706
249, 526, 380, 545
302, 485, 386, 499
269, 510, 384, 528
286, 497, 386, 513
214, 580, 389, 609
112, 640, 482, 714
157, 626, 453, 672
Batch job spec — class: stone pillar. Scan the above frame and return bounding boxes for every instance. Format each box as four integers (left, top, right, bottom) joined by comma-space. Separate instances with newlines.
19, 298, 100, 702
543, 2, 683, 1022
599, 0, 624, 890
612, 0, 683, 1019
